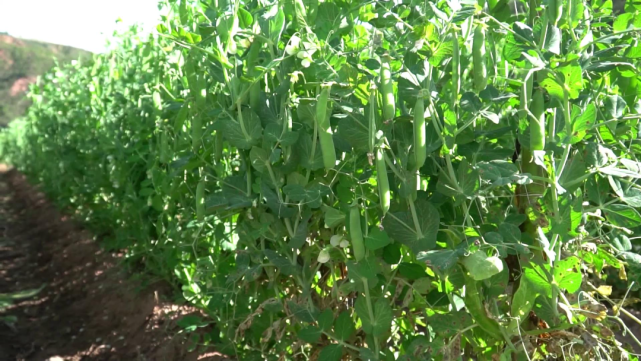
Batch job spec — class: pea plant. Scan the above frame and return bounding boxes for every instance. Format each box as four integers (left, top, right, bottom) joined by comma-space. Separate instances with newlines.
2, 0, 641, 359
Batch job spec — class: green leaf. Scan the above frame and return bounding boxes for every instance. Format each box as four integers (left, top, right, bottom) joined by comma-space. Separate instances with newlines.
559, 152, 587, 193
298, 326, 322, 343
283, 184, 322, 208
317, 309, 334, 332
382, 199, 440, 253
334, 311, 355, 341
364, 227, 391, 251
544, 25, 562, 55
359, 348, 378, 361
355, 297, 393, 336
511, 280, 536, 321
603, 204, 641, 227
609, 177, 641, 207
322, 205, 345, 228
523, 263, 552, 297
220, 109, 263, 149
264, 249, 299, 275
417, 249, 464, 272
499, 223, 521, 243
559, 63, 583, 100
261, 181, 296, 218
585, 142, 615, 168
426, 311, 473, 337
477, 161, 521, 186
610, 232, 632, 252
587, 176, 610, 206
250, 146, 271, 173
177, 315, 209, 332
287, 300, 317, 322
336, 116, 369, 152
318, 344, 343, 361
382, 243, 402, 264
540, 75, 564, 103
267, 7, 285, 44
289, 212, 311, 249
315, 2, 342, 40
570, 104, 596, 144
296, 133, 324, 170
264, 123, 300, 146
347, 257, 379, 289
569, 0, 585, 27
461, 251, 504, 281
605, 95, 626, 119
553, 256, 582, 293
398, 262, 428, 280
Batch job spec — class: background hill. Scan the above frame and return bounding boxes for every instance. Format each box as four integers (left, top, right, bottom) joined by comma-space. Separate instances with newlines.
0, 33, 91, 126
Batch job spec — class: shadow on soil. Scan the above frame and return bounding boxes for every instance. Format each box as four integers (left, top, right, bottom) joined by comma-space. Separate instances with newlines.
0, 166, 227, 361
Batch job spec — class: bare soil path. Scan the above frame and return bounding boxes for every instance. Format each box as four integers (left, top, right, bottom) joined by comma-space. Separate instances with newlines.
0, 167, 226, 361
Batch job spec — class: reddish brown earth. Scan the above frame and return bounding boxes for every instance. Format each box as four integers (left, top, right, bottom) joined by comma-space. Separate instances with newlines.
0, 166, 228, 361
9, 77, 37, 97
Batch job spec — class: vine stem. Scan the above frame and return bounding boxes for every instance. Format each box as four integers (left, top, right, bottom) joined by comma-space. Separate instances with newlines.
408, 199, 423, 238
362, 278, 380, 356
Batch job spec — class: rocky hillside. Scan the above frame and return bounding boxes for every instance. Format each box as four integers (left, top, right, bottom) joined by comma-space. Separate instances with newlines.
0, 34, 91, 126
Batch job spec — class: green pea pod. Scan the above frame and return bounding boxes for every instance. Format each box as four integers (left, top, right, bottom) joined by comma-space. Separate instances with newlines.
350, 202, 365, 261
376, 147, 390, 215
519, 70, 533, 119
368, 83, 377, 155
316, 84, 336, 170
196, 179, 205, 222
473, 26, 487, 93
451, 32, 460, 107
464, 274, 503, 340
192, 115, 202, 152
215, 131, 224, 163
380, 54, 395, 122
413, 95, 426, 171
530, 89, 545, 152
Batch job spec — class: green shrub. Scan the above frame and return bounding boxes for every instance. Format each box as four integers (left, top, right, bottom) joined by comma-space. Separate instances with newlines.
2, 0, 641, 359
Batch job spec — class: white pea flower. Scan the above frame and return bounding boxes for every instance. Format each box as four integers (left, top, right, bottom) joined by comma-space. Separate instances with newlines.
330, 235, 342, 247
318, 249, 330, 263
339, 239, 349, 248
285, 35, 301, 56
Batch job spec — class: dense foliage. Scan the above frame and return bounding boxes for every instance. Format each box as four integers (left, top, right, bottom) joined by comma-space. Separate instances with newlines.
2, 0, 641, 359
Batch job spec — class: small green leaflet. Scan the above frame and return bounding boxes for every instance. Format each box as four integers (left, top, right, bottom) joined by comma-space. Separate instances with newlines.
334, 311, 355, 341
322, 205, 345, 228
461, 251, 504, 281
570, 104, 596, 144
553, 256, 582, 293
382, 199, 440, 253
317, 309, 334, 332
364, 227, 391, 251
220, 109, 263, 149
318, 344, 343, 361
417, 249, 464, 272
603, 204, 641, 228
264, 123, 299, 146
511, 280, 536, 323
250, 146, 271, 173
297, 326, 322, 343
283, 184, 322, 208
347, 257, 379, 289
264, 249, 299, 275
355, 297, 393, 336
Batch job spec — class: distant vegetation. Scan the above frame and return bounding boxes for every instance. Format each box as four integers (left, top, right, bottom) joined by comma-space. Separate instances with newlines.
0, 34, 90, 126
